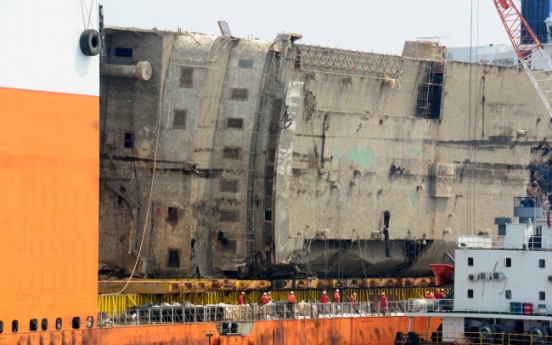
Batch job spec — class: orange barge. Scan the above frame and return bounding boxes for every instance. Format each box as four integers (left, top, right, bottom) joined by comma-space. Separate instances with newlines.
1, 316, 440, 344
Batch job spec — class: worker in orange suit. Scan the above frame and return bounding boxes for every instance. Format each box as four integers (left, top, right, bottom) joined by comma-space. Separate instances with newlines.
333, 289, 341, 302
320, 291, 330, 304
287, 291, 296, 304
261, 292, 269, 305
380, 292, 388, 315
349, 292, 357, 311
238, 291, 245, 305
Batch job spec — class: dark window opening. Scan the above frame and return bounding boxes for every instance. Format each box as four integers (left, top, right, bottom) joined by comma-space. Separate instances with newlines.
506, 258, 512, 267
29, 319, 37, 331
467, 289, 474, 298
173, 110, 187, 130
72, 317, 80, 330
220, 179, 239, 193
115, 47, 133, 57
468, 257, 473, 266
267, 150, 276, 163
223, 147, 241, 159
0, 320, 3, 333
41, 318, 48, 331
180, 67, 193, 88
124, 132, 134, 148
168, 249, 180, 268
265, 210, 272, 221
238, 59, 254, 69
265, 165, 274, 178
227, 118, 244, 129
55, 318, 62, 330
264, 182, 273, 197
168, 207, 178, 222
12, 320, 18, 333
506, 290, 512, 299
415, 62, 443, 119
230, 88, 249, 100
540, 259, 546, 268
264, 234, 273, 246
540, 291, 546, 300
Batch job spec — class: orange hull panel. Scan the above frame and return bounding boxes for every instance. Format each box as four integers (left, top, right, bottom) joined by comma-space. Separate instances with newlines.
0, 87, 99, 327
0, 316, 440, 344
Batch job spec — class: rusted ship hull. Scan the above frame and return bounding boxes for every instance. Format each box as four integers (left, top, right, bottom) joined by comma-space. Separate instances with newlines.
1, 316, 440, 345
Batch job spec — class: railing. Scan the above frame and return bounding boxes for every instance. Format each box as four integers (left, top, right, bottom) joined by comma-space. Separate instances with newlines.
458, 235, 552, 250
406, 298, 549, 316
410, 330, 552, 345
97, 301, 408, 327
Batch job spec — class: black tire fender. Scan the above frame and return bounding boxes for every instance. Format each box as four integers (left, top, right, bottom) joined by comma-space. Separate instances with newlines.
79, 29, 101, 56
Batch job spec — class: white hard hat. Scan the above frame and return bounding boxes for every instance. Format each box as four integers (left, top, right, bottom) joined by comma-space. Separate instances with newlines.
263, 292, 267, 296
336, 289, 339, 292
323, 291, 327, 294
290, 291, 294, 294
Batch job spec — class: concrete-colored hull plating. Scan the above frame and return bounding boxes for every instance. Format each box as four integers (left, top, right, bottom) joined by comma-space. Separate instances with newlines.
99, 28, 552, 279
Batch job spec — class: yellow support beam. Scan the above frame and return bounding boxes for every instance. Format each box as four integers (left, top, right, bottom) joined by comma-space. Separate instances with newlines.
97, 287, 451, 313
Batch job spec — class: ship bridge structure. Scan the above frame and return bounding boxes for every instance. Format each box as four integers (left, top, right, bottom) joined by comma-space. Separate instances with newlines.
99, 26, 552, 280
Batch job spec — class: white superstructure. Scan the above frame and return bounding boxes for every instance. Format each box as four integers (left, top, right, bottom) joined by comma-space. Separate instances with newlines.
406, 197, 552, 343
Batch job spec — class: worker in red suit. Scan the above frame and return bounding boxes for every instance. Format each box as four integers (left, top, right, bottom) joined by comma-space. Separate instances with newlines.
380, 292, 388, 315
333, 289, 341, 302
320, 291, 330, 303
425, 291, 435, 299
267, 292, 272, 302
435, 289, 444, 299
287, 291, 296, 304
349, 292, 357, 311
261, 292, 269, 305
238, 292, 245, 305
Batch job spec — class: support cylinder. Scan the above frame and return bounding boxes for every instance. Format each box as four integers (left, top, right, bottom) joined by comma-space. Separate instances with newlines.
100, 61, 152, 81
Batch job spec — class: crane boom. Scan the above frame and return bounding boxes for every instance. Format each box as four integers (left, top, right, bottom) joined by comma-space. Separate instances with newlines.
492, 0, 552, 117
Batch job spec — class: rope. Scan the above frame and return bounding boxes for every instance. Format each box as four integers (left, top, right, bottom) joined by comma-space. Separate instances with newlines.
103, 97, 163, 296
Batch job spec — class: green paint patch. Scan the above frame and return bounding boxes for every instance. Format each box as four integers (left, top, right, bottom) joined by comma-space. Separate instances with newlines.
409, 147, 421, 156
493, 180, 502, 193
332, 147, 341, 163
347, 147, 374, 169
462, 119, 467, 130
409, 191, 416, 207
393, 226, 407, 235
494, 122, 498, 129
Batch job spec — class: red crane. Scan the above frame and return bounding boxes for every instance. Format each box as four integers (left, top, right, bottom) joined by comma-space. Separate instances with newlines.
492, 0, 552, 117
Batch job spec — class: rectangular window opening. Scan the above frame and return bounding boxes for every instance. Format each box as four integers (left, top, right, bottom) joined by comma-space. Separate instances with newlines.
124, 132, 134, 148
265, 210, 272, 221
505, 258, 512, 267
115, 47, 133, 57
467, 289, 474, 298
180, 67, 193, 88
230, 88, 249, 100
223, 147, 241, 160
468, 257, 474, 266
173, 110, 187, 130
220, 209, 240, 222
168, 207, 178, 222
220, 179, 239, 193
540, 291, 546, 301
227, 118, 244, 129
168, 249, 180, 268
505, 290, 512, 299
540, 259, 546, 268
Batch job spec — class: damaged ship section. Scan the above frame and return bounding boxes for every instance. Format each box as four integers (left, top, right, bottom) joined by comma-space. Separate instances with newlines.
99, 28, 552, 279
